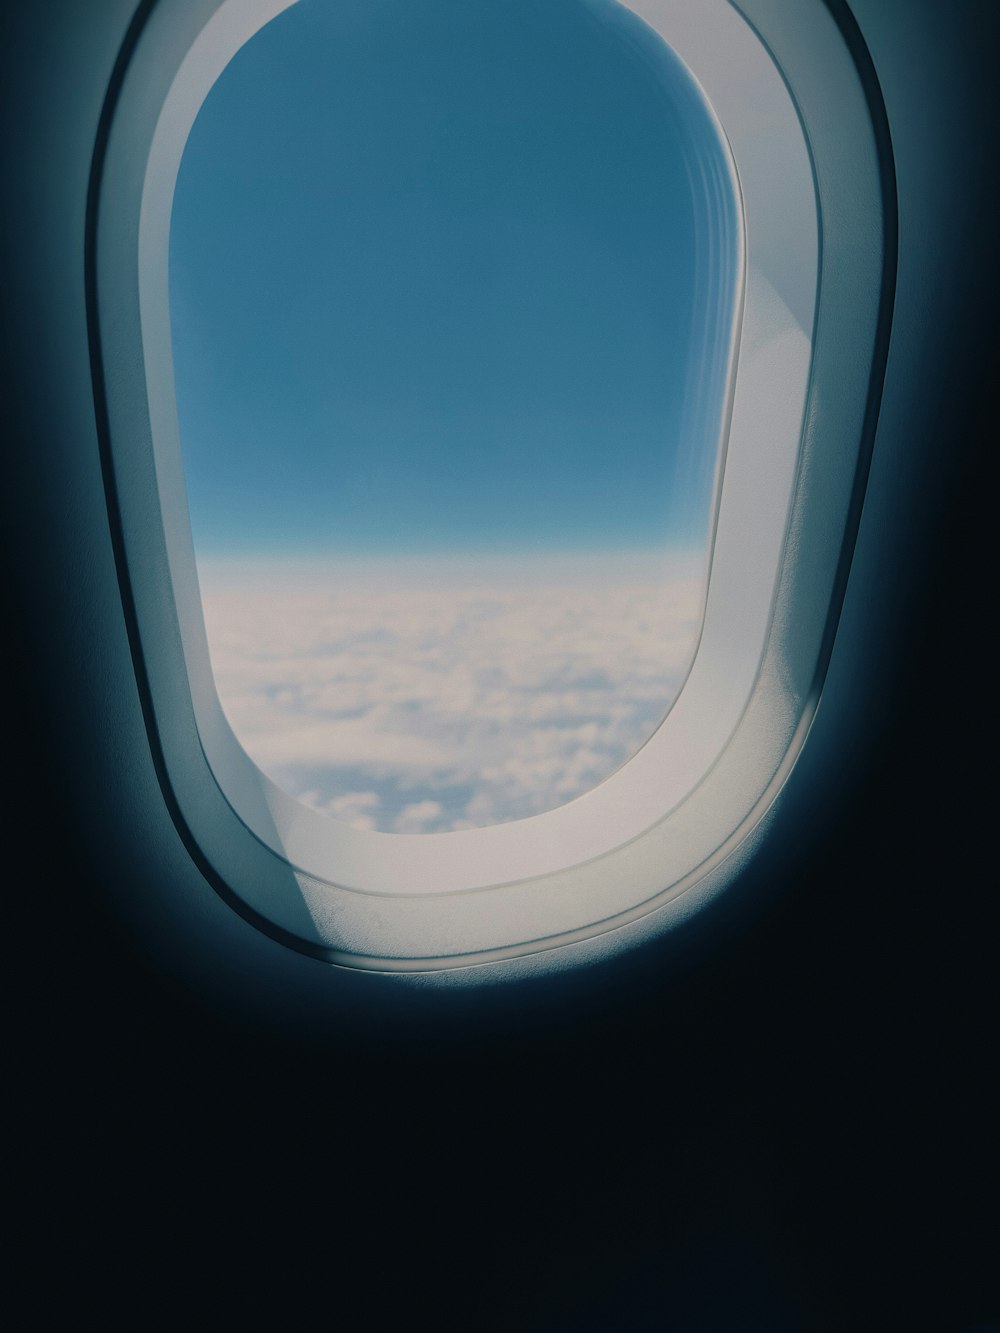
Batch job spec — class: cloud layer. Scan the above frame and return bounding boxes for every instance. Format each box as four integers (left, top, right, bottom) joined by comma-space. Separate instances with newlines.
198, 554, 706, 833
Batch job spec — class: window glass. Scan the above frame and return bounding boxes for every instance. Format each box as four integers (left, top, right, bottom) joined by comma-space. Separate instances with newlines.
170, 0, 740, 833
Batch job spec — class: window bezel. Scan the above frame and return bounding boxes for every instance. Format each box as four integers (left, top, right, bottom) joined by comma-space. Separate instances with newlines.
96, 0, 888, 968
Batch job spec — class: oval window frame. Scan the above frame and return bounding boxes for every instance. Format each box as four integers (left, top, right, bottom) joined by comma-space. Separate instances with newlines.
95, 0, 889, 969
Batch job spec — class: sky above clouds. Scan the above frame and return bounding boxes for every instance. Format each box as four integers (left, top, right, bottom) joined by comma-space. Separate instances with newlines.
170, 0, 738, 557
169, 0, 738, 828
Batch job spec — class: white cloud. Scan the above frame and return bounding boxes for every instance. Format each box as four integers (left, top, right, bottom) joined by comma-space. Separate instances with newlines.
197, 553, 706, 833
299, 788, 382, 831
393, 800, 445, 834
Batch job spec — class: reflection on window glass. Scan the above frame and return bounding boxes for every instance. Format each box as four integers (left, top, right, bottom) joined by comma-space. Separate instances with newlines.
170, 0, 740, 833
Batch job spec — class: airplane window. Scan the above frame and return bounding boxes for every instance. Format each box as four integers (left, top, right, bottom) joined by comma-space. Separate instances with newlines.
97, 0, 880, 962
168, 0, 740, 834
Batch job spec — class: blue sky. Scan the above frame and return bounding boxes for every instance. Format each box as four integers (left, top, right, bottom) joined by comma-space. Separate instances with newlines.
169, 0, 739, 558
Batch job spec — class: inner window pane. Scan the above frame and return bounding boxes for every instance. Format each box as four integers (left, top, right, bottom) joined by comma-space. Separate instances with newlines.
169, 0, 740, 834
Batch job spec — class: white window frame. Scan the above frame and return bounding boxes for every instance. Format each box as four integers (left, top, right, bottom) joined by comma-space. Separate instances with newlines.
96, 0, 887, 969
